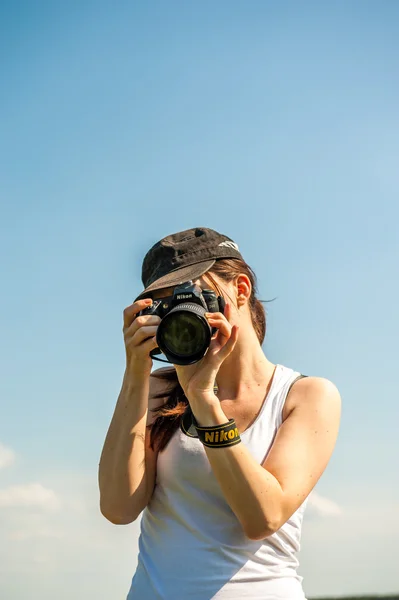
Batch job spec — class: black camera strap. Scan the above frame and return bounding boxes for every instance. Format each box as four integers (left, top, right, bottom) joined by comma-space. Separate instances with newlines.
180, 374, 307, 447
180, 405, 241, 448
180, 406, 199, 438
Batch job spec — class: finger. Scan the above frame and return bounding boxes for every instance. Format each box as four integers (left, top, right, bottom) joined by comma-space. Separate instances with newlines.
217, 325, 239, 361
124, 314, 161, 336
141, 334, 159, 353
205, 311, 224, 321
126, 325, 159, 346
128, 334, 159, 357
123, 298, 153, 328
224, 301, 231, 322
207, 323, 234, 356
205, 315, 231, 339
205, 304, 231, 326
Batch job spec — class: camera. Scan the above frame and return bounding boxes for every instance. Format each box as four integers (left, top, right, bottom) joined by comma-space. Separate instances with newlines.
136, 280, 226, 365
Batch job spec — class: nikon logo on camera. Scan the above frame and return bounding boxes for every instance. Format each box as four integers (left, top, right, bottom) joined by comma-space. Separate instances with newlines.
176, 294, 193, 300
204, 428, 239, 444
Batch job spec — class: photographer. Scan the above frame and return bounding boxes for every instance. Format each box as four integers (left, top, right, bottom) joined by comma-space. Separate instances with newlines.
98, 227, 341, 600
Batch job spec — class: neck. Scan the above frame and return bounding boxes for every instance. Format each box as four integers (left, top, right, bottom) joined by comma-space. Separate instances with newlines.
214, 328, 275, 400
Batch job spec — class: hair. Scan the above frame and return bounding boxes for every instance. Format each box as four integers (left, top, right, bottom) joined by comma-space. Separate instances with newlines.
148, 258, 267, 453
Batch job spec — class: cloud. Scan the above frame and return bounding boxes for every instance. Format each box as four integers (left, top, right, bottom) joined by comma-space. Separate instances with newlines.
0, 470, 397, 599
0, 483, 60, 511
0, 443, 16, 469
307, 491, 342, 516
8, 527, 65, 542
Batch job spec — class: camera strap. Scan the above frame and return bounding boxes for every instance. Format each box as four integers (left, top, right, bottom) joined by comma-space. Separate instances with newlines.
180, 405, 199, 438
180, 382, 219, 438
180, 406, 241, 448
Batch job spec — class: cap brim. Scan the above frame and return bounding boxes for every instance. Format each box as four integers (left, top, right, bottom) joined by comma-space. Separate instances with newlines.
135, 259, 216, 300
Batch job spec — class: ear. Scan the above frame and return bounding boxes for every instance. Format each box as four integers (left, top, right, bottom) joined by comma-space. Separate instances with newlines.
235, 274, 252, 308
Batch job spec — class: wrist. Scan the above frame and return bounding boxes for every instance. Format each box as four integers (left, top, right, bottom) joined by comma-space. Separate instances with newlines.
123, 365, 151, 391
191, 400, 227, 427
125, 353, 152, 374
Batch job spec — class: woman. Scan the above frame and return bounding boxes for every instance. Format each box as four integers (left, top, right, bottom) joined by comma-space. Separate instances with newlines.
98, 227, 341, 600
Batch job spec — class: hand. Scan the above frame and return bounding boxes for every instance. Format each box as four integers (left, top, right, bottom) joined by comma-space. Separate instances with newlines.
123, 299, 161, 377
174, 302, 239, 407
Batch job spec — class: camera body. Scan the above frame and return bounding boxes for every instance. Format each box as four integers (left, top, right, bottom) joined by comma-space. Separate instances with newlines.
137, 280, 225, 365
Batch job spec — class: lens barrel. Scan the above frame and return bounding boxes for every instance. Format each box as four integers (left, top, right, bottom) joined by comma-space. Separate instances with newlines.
156, 302, 212, 365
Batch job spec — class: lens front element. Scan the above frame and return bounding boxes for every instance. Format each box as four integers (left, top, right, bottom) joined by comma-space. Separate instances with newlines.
157, 303, 212, 365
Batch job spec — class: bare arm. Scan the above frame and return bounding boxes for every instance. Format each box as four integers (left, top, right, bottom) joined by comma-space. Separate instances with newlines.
98, 368, 168, 524
191, 376, 341, 540
98, 297, 167, 525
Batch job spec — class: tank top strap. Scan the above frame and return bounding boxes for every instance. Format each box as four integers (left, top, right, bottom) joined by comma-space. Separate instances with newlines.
271, 365, 307, 429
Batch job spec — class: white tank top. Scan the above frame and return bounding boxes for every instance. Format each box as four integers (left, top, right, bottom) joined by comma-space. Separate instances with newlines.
127, 364, 308, 600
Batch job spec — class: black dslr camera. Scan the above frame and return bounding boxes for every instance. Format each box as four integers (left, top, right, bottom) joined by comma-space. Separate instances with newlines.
136, 280, 226, 365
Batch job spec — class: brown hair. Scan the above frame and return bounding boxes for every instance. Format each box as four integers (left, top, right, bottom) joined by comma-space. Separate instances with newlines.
148, 258, 267, 453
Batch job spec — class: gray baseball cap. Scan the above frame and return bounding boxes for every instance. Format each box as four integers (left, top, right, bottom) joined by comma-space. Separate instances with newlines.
136, 227, 243, 300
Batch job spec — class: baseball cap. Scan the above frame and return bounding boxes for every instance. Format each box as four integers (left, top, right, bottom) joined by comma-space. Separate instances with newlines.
135, 227, 244, 300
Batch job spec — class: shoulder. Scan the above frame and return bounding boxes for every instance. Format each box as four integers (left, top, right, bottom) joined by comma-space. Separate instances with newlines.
263, 375, 341, 527
284, 375, 341, 421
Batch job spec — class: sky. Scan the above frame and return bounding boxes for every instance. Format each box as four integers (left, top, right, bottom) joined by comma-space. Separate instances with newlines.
1, 1, 398, 598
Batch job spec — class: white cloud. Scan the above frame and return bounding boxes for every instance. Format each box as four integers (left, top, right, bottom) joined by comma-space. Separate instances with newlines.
9, 527, 65, 542
0, 443, 16, 469
0, 470, 398, 599
307, 491, 342, 516
0, 483, 60, 511
32, 553, 52, 565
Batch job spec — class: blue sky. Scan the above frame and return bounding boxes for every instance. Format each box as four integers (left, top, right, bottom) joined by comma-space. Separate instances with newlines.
1, 1, 398, 598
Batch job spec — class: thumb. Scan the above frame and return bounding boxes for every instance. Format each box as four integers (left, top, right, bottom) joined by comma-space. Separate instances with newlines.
217, 325, 239, 363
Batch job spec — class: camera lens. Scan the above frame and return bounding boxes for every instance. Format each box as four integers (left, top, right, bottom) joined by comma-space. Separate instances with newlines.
157, 303, 212, 365
160, 313, 206, 356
